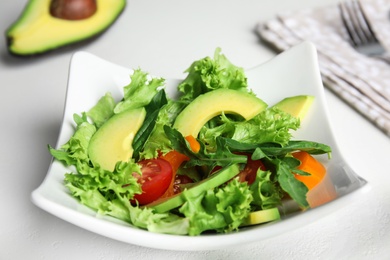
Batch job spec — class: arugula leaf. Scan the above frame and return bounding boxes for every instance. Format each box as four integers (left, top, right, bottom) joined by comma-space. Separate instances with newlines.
272, 158, 310, 209
219, 137, 332, 158
139, 99, 186, 159
132, 90, 168, 161
212, 137, 328, 209
164, 125, 247, 171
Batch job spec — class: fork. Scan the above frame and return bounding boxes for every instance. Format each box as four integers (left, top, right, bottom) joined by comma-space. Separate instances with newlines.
339, 0, 390, 63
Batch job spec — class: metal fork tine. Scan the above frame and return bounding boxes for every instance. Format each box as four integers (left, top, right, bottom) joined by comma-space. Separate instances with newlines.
339, 0, 389, 61
348, 1, 369, 44
355, 0, 379, 44
339, 1, 381, 45
339, 2, 362, 46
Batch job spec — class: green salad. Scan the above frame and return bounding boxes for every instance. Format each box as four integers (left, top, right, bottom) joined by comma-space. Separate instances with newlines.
49, 49, 331, 236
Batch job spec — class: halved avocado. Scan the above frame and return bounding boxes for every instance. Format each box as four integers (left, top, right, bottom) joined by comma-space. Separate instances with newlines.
6, 0, 126, 56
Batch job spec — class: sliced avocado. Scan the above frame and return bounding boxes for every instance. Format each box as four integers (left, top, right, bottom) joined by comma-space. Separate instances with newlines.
173, 89, 267, 137
6, 0, 126, 56
272, 95, 314, 120
88, 108, 146, 171
240, 207, 280, 226
145, 164, 240, 213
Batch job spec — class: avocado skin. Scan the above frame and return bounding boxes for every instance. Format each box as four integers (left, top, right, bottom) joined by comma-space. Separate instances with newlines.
6, 29, 104, 58
6, 0, 126, 57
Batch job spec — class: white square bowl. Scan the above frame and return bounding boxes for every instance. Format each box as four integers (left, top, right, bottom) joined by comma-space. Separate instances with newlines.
31, 41, 368, 251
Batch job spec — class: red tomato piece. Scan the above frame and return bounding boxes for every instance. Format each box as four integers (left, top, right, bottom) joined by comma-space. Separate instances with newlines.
132, 158, 173, 205
237, 155, 266, 185
173, 174, 194, 194
159, 150, 190, 198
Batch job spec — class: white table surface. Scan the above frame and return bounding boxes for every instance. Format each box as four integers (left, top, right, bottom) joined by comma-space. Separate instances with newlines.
1, 0, 390, 259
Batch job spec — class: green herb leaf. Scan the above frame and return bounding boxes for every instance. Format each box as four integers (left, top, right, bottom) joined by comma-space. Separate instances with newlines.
132, 90, 168, 160
164, 126, 247, 171
273, 158, 309, 209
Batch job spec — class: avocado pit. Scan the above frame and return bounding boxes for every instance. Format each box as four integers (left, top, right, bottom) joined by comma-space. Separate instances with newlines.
50, 0, 97, 20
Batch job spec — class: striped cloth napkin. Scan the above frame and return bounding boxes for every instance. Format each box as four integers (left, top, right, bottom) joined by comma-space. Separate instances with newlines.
257, 0, 390, 136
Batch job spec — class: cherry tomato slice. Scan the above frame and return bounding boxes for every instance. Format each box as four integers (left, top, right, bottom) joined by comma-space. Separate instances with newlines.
173, 174, 194, 194
237, 155, 266, 185
159, 150, 190, 198
132, 158, 173, 205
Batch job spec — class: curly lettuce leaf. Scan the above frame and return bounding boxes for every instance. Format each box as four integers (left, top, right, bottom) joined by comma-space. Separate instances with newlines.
250, 169, 283, 210
232, 107, 300, 146
178, 48, 249, 102
197, 108, 300, 153
87, 92, 116, 128
114, 69, 165, 114
179, 178, 253, 236
49, 113, 96, 166
65, 160, 191, 234
129, 206, 190, 235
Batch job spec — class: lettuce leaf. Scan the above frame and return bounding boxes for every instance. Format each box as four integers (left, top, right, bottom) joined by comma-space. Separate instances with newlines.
129, 206, 189, 235
64, 160, 191, 234
250, 169, 283, 210
114, 69, 165, 114
178, 48, 249, 102
179, 178, 253, 236
199, 108, 300, 151
87, 92, 116, 128
49, 113, 96, 166
232, 107, 300, 146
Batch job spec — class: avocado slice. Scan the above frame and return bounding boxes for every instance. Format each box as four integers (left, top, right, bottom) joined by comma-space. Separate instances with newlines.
6, 0, 126, 56
145, 164, 240, 213
272, 95, 314, 120
240, 207, 280, 226
88, 108, 146, 171
173, 89, 268, 137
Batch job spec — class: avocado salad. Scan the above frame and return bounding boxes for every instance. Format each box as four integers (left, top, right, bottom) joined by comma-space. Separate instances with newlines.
49, 49, 332, 236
